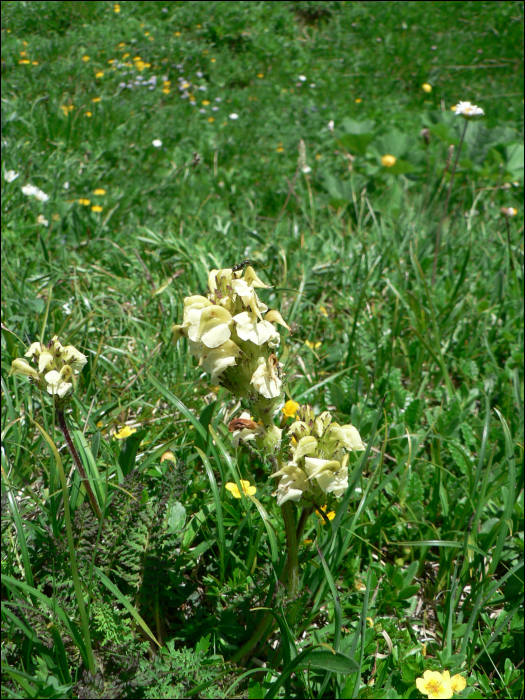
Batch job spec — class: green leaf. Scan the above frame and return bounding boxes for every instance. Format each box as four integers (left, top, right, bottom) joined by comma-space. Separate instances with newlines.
118, 428, 148, 477
339, 132, 375, 155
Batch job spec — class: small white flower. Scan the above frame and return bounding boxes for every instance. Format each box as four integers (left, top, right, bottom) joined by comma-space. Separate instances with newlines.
37, 214, 49, 227
455, 101, 484, 118
309, 83, 316, 88
212, 106, 219, 112
328, 120, 334, 133
229, 113, 239, 120
63, 182, 69, 190
301, 165, 312, 174
34, 188, 49, 202
22, 184, 39, 197
152, 139, 163, 147
4, 170, 19, 183
298, 75, 307, 82
215, 97, 222, 102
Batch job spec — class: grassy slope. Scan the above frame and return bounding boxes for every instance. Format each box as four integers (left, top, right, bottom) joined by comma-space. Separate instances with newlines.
1, 1, 523, 698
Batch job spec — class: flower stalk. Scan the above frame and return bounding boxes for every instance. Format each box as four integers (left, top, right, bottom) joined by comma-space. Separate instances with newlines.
57, 409, 102, 520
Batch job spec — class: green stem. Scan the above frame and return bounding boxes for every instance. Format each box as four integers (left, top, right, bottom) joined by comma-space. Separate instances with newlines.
230, 502, 302, 665
432, 118, 469, 285
57, 409, 102, 520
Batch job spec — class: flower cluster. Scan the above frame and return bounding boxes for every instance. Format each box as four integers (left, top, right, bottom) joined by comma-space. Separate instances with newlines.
173, 265, 289, 424
416, 670, 467, 699
10, 336, 87, 401
270, 405, 365, 507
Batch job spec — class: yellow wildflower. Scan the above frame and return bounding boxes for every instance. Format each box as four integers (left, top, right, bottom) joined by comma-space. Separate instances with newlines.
19, 59, 30, 65
82, 55, 90, 63
122, 52, 130, 59
95, 71, 104, 78
20, 51, 27, 57
319, 305, 328, 317
85, 111, 92, 117
114, 426, 136, 440
92, 97, 101, 103
355, 98, 362, 103
114, 4, 121, 12
415, 670, 453, 699
175, 31, 181, 37
160, 451, 176, 464
93, 188, 106, 195
282, 400, 300, 419
446, 672, 466, 694
422, 83, 432, 93
305, 340, 322, 349
257, 73, 264, 78
225, 480, 257, 498
316, 505, 336, 522
91, 205, 103, 212
202, 100, 210, 106
276, 146, 285, 153
78, 199, 91, 206
32, 61, 39, 65
211, 58, 216, 63
208, 117, 215, 123
381, 154, 396, 167
162, 87, 170, 94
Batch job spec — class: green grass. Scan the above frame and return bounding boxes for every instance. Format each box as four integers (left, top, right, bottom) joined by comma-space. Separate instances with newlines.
1, 1, 523, 698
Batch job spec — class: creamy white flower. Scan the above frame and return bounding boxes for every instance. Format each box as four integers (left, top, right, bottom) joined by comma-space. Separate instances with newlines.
152, 139, 163, 147
304, 455, 349, 496
183, 296, 213, 341
196, 305, 232, 348
298, 75, 307, 82
231, 278, 266, 317
328, 120, 334, 133
44, 369, 73, 398
4, 170, 19, 183
229, 113, 239, 120
61, 345, 88, 373
314, 411, 332, 437
37, 214, 49, 227
328, 424, 366, 451
251, 355, 282, 399
233, 311, 277, 346
63, 182, 69, 190
270, 464, 310, 506
455, 101, 484, 118
9, 358, 39, 379
200, 340, 241, 381
38, 351, 55, 373
25, 342, 44, 359
291, 435, 318, 462
301, 165, 312, 174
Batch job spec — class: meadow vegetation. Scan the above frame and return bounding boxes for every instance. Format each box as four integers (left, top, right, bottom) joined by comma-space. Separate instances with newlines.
1, 1, 523, 698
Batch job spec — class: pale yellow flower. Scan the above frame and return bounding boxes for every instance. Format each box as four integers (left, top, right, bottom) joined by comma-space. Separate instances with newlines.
422, 83, 432, 93
282, 400, 300, 419
95, 71, 104, 78
19, 59, 30, 65
92, 97, 101, 103
446, 672, 467, 694
305, 340, 322, 350
78, 198, 91, 206
225, 480, 257, 498
415, 670, 453, 699
114, 4, 121, 12
355, 98, 362, 103
381, 155, 397, 167
82, 55, 90, 62
114, 426, 137, 440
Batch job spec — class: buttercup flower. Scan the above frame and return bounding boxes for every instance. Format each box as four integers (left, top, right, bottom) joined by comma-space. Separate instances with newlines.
114, 426, 137, 439
282, 400, 300, 419
445, 672, 467, 694
422, 83, 432, 93
225, 480, 257, 498
454, 101, 484, 118
381, 154, 397, 167
416, 670, 453, 699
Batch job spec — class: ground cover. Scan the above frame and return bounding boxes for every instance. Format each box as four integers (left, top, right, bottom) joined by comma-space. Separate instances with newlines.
1, 1, 524, 698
